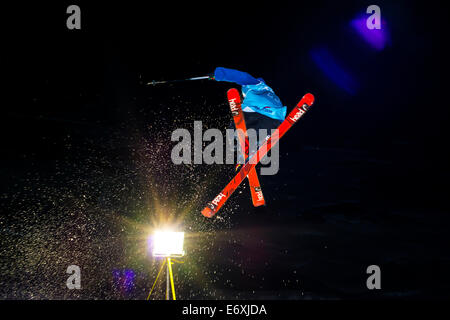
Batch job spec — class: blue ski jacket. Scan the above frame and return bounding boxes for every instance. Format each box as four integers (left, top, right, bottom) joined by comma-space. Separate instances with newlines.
214, 67, 286, 121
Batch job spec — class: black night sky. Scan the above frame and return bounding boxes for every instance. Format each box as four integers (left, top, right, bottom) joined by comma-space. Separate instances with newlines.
1, 1, 449, 299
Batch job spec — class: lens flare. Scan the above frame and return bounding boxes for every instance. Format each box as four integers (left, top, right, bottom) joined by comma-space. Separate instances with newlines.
310, 47, 358, 95
350, 15, 390, 51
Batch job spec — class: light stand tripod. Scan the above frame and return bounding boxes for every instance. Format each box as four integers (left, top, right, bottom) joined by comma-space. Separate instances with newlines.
148, 230, 185, 300
147, 257, 181, 300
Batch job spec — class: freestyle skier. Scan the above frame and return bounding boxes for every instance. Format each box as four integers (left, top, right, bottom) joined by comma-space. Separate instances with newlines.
147, 67, 316, 217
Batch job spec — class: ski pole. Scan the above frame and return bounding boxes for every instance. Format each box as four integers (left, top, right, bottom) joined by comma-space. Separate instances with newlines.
147, 75, 212, 86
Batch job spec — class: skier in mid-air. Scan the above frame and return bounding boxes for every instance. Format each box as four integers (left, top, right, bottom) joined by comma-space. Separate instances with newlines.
201, 67, 314, 217
147, 67, 315, 217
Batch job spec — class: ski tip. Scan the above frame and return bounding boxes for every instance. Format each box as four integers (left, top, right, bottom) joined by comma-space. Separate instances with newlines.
252, 201, 266, 207
303, 93, 315, 106
227, 88, 241, 100
201, 207, 215, 218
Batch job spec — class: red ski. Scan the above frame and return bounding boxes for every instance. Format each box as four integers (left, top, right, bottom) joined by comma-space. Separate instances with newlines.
227, 88, 265, 207
202, 93, 315, 218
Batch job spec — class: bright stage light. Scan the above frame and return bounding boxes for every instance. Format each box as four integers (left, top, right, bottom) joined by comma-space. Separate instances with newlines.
152, 230, 185, 257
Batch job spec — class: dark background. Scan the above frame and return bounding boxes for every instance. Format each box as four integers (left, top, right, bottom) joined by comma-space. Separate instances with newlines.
1, 1, 449, 299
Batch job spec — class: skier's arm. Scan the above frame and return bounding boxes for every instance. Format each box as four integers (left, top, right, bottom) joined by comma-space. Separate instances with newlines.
213, 67, 260, 86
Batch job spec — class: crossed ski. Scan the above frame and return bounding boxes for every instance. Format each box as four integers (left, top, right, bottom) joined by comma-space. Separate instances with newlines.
202, 92, 315, 218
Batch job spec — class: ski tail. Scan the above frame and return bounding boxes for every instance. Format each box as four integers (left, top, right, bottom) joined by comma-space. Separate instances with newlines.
202, 93, 315, 218
227, 88, 265, 207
